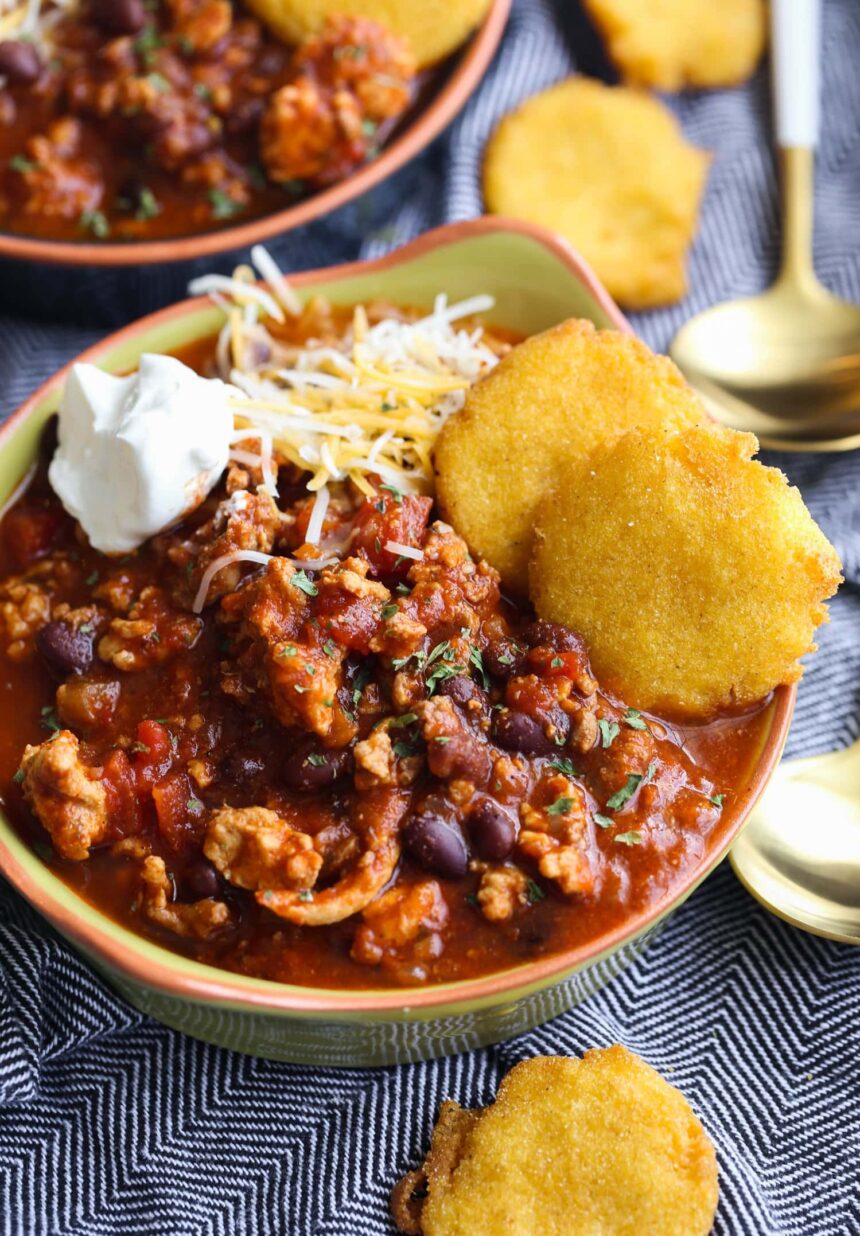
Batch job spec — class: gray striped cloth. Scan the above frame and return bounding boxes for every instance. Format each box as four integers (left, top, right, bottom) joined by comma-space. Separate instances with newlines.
1, 1, 858, 1232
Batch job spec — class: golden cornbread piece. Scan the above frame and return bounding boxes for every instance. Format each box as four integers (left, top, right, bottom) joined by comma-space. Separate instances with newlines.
583, 0, 766, 90
531, 425, 843, 717
392, 1047, 720, 1236
483, 78, 710, 308
244, 0, 493, 68
434, 318, 706, 589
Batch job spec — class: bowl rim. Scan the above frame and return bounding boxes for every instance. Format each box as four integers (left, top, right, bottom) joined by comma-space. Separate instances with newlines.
0, 0, 510, 269
0, 216, 796, 1016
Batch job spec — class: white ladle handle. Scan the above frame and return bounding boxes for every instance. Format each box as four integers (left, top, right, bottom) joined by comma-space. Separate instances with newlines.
772, 0, 820, 149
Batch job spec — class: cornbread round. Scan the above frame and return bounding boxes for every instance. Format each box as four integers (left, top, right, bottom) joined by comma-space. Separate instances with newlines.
483, 78, 710, 308
530, 425, 843, 717
434, 318, 706, 590
418, 1048, 719, 1236
244, 0, 494, 68
583, 0, 766, 90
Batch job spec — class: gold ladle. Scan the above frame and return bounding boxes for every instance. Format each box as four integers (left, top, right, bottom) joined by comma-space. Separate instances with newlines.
670, 0, 860, 451
731, 740, 860, 944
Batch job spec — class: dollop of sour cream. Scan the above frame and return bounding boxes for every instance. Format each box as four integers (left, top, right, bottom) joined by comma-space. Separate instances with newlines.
49, 353, 234, 554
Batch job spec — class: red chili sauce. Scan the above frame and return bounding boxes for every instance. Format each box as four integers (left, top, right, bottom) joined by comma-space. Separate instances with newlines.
0, 325, 772, 990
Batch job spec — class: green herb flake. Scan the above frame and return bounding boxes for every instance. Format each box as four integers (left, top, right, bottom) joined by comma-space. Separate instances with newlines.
85, 570, 99, 586
526, 879, 546, 904
352, 665, 371, 709
298, 889, 314, 902
208, 188, 243, 220
380, 401, 397, 413
12, 767, 25, 785
134, 25, 163, 65
375, 499, 385, 513
78, 623, 94, 636
546, 795, 574, 816
434, 736, 451, 744
548, 756, 578, 777
593, 812, 613, 829
380, 482, 403, 503
395, 583, 411, 596
624, 708, 648, 731
497, 650, 515, 666
293, 684, 308, 694
291, 570, 318, 597
708, 793, 725, 808
306, 753, 327, 767
194, 82, 213, 100
381, 603, 398, 620
606, 773, 643, 811
79, 209, 110, 239
135, 186, 160, 220
392, 740, 415, 758
361, 118, 378, 138
389, 713, 418, 729
615, 830, 643, 847
425, 662, 463, 694
469, 646, 489, 689
187, 797, 204, 814
281, 645, 298, 658
598, 719, 620, 749
322, 639, 337, 658
550, 655, 564, 668
39, 706, 60, 733
465, 893, 480, 909
146, 71, 170, 92
9, 154, 38, 173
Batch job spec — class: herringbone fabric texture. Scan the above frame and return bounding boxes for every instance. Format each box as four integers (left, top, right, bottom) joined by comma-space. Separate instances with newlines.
0, 2, 858, 1233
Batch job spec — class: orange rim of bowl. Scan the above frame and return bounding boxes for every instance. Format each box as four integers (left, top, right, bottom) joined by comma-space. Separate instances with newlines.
0, 217, 796, 1015
0, 0, 511, 268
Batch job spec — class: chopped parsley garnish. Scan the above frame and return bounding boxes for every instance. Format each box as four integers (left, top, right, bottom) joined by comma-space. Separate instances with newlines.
526, 879, 546, 904
291, 570, 318, 597
134, 25, 163, 65
79, 209, 109, 239
389, 713, 418, 729
708, 793, 725, 808
293, 685, 308, 694
78, 624, 94, 636
375, 499, 385, 513
352, 665, 371, 709
593, 812, 613, 829
497, 651, 515, 666
280, 645, 297, 658
187, 797, 204, 814
624, 708, 648, 731
208, 188, 243, 220
381, 401, 397, 413
606, 773, 643, 811
469, 646, 489, 689
546, 796, 574, 816
306, 754, 327, 767
434, 736, 451, 744
194, 82, 213, 100
85, 570, 99, 586
465, 893, 480, 909
381, 483, 403, 503
550, 655, 564, 668
298, 889, 314, 902
395, 583, 411, 595
146, 71, 170, 92
12, 767, 24, 785
9, 155, 37, 173
392, 649, 425, 671
381, 603, 398, 620
392, 740, 415, 758
39, 706, 60, 732
321, 698, 333, 708
615, 830, 643, 846
130, 742, 150, 755
361, 118, 378, 138
304, 664, 316, 676
322, 639, 337, 658
548, 756, 579, 777
425, 662, 463, 693
426, 640, 452, 667
598, 719, 620, 748
334, 42, 366, 60
135, 187, 160, 220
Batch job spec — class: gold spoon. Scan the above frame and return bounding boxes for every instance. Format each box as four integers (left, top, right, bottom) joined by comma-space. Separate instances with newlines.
731, 740, 860, 944
670, 0, 860, 452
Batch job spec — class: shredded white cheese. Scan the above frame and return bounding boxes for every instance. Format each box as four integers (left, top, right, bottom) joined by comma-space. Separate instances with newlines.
384, 540, 424, 561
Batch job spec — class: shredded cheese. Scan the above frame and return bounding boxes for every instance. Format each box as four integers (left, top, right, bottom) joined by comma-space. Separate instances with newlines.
384, 540, 424, 561
192, 550, 274, 614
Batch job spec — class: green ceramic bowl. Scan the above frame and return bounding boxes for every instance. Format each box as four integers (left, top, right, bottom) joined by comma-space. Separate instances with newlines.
0, 219, 794, 1066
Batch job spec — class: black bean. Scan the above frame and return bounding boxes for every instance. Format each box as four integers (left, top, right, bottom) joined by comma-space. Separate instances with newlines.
184, 857, 223, 900
36, 620, 94, 677
438, 674, 487, 711
91, 0, 146, 35
0, 40, 41, 85
223, 751, 266, 784
282, 744, 351, 791
492, 709, 556, 756
404, 814, 468, 879
524, 620, 585, 654
469, 799, 516, 861
482, 639, 524, 680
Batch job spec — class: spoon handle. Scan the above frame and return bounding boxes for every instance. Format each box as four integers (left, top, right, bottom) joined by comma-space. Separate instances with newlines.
772, 0, 820, 149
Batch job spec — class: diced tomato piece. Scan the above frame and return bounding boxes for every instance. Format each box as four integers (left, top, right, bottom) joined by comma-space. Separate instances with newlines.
132, 720, 174, 795
312, 592, 381, 653
352, 488, 432, 579
152, 770, 204, 851
2, 505, 68, 569
526, 648, 588, 681
102, 749, 142, 838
